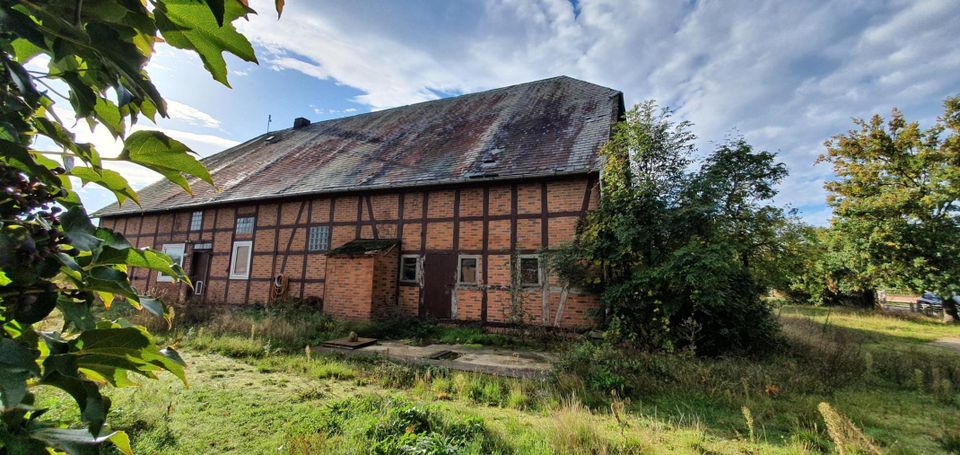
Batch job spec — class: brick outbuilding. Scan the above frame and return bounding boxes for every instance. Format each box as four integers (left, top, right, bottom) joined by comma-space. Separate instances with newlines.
94, 76, 624, 329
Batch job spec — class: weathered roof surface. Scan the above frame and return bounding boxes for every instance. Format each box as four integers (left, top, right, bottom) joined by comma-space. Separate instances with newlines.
96, 76, 622, 217
328, 239, 400, 257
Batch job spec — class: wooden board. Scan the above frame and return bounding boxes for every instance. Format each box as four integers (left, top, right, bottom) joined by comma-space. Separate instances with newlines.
320, 337, 378, 350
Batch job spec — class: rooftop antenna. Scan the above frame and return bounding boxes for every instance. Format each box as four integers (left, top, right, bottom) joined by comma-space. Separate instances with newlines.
266, 114, 272, 133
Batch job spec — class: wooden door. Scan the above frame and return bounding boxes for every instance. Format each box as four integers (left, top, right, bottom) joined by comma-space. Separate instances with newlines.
188, 250, 211, 301
422, 253, 456, 319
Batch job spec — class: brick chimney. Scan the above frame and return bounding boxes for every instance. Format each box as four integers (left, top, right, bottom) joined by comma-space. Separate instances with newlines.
293, 117, 311, 129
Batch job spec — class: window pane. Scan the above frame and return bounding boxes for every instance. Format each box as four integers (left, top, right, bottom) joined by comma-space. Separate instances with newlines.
190, 211, 203, 231
400, 257, 418, 282
460, 257, 477, 284
158, 244, 185, 282
520, 257, 539, 285
308, 226, 330, 251
235, 216, 254, 234
233, 245, 250, 275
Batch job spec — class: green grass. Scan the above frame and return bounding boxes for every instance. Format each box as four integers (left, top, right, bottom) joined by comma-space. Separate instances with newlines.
781, 305, 959, 344
39, 304, 960, 454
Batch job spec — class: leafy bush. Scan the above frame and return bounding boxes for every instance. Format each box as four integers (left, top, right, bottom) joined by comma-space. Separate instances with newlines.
548, 102, 787, 355
300, 394, 502, 454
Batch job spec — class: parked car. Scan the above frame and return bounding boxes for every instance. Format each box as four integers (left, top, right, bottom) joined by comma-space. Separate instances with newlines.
916, 292, 960, 311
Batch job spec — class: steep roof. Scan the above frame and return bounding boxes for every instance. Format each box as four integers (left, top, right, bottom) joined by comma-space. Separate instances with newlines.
95, 76, 623, 217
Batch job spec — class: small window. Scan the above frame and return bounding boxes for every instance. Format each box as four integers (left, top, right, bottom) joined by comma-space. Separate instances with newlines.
518, 255, 541, 286
458, 256, 479, 285
189, 211, 203, 231
235, 216, 255, 234
157, 243, 185, 282
307, 226, 330, 251
399, 255, 419, 283
229, 241, 253, 279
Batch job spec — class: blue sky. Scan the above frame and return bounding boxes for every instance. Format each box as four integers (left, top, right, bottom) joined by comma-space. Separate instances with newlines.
64, 0, 960, 225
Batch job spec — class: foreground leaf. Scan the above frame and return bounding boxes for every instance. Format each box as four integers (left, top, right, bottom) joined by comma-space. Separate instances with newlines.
118, 130, 214, 194
155, 0, 258, 86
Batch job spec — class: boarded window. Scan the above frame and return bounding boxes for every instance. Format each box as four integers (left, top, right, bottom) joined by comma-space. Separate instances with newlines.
235, 216, 255, 234
459, 256, 479, 284
519, 256, 540, 286
307, 226, 330, 251
230, 241, 252, 279
400, 255, 419, 282
190, 211, 203, 231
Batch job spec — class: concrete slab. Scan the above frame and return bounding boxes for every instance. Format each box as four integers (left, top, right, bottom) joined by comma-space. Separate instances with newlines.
312, 340, 555, 378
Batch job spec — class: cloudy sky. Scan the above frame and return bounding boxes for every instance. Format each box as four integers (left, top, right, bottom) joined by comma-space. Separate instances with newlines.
67, 0, 960, 225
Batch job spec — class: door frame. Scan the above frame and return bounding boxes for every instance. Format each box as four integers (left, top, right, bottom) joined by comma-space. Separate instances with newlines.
188, 246, 212, 302
421, 252, 457, 319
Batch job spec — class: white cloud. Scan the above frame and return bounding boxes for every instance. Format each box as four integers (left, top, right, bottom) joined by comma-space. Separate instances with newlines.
220, 1, 960, 225
166, 100, 222, 129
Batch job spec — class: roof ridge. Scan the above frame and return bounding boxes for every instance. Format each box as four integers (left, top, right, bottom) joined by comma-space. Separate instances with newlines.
278, 75, 618, 133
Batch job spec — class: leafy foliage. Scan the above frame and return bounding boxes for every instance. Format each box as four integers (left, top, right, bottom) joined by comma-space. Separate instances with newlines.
548, 101, 788, 355
816, 97, 960, 319
0, 0, 280, 451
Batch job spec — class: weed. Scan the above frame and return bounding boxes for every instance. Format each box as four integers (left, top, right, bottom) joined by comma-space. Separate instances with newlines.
742, 406, 755, 443
818, 402, 882, 455
550, 396, 610, 454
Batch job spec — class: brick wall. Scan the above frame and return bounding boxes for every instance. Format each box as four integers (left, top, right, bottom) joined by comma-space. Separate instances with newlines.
101, 174, 601, 329
323, 256, 374, 320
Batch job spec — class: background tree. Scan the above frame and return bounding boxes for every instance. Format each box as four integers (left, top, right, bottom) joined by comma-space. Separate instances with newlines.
818, 96, 960, 321
1, 0, 282, 451
549, 102, 788, 355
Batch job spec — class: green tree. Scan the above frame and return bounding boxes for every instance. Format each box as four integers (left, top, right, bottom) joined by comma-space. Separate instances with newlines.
1, 0, 282, 451
549, 102, 787, 355
818, 96, 960, 321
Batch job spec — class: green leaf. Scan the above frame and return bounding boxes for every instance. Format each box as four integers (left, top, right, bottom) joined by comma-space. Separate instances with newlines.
60, 72, 98, 118
204, 0, 226, 27
0, 337, 40, 408
61, 206, 102, 251
0, 121, 17, 142
155, 0, 258, 87
58, 298, 98, 332
119, 130, 214, 193
71, 167, 139, 206
30, 427, 129, 454
85, 266, 140, 302
2, 55, 40, 103
140, 297, 175, 328
93, 97, 125, 138
13, 291, 59, 325
0, 270, 11, 286
10, 38, 44, 63
69, 327, 188, 387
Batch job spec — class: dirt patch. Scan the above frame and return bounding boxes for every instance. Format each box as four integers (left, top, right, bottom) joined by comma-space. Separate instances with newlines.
932, 337, 960, 352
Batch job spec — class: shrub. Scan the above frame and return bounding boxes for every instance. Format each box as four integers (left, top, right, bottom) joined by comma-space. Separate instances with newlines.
304, 394, 503, 454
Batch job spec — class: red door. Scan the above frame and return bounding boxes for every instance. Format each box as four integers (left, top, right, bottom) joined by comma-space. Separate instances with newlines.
422, 253, 456, 319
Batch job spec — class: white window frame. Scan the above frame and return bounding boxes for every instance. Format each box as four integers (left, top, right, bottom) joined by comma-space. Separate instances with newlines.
235, 216, 255, 234
399, 254, 420, 283
157, 243, 185, 282
189, 211, 203, 231
457, 255, 481, 285
307, 225, 331, 252
229, 240, 253, 280
517, 254, 542, 287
